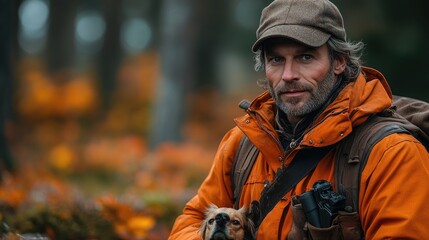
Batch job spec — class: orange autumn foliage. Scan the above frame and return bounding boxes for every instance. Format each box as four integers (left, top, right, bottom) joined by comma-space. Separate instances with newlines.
49, 143, 75, 172
0, 169, 74, 208
0, 177, 26, 208
16, 60, 98, 120
101, 52, 160, 135
117, 52, 159, 102
81, 135, 147, 172
2, 49, 251, 238
96, 195, 156, 239
134, 142, 214, 195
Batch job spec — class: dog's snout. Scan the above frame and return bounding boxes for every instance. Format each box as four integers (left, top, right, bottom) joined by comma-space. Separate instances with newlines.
215, 212, 230, 226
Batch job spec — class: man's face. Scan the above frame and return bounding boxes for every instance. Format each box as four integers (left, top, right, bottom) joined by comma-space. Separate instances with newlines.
264, 38, 345, 124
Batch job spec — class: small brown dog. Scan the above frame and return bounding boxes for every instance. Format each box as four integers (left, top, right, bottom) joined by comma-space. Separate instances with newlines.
201, 204, 257, 240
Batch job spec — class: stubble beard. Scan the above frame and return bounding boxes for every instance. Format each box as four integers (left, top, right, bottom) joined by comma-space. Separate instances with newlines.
269, 66, 337, 118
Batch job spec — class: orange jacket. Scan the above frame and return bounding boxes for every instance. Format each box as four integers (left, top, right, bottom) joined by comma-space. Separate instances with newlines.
169, 67, 429, 239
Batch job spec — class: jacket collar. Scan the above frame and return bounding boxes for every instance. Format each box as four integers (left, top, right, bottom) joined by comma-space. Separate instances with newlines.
235, 67, 393, 149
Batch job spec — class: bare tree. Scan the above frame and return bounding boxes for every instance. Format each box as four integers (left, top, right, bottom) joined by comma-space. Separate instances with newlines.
46, 1, 77, 74
97, 0, 123, 112
0, 0, 18, 172
149, 0, 199, 147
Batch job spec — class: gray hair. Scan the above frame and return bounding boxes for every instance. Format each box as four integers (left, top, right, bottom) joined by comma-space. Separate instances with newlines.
254, 37, 365, 89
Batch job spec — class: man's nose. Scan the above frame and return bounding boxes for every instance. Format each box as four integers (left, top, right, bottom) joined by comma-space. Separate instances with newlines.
215, 213, 230, 226
282, 62, 298, 82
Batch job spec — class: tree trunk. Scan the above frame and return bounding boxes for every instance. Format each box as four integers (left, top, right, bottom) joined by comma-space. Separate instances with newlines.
97, 0, 123, 112
46, 0, 77, 73
149, 0, 199, 148
0, 0, 17, 172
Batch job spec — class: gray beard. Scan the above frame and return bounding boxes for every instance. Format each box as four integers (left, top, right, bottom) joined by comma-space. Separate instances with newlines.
269, 66, 337, 118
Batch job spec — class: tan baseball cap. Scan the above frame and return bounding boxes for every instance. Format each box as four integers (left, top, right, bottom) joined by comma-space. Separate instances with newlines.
252, 0, 346, 52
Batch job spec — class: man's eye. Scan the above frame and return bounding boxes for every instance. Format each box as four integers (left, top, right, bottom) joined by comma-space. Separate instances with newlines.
208, 218, 215, 225
268, 57, 283, 64
301, 54, 313, 61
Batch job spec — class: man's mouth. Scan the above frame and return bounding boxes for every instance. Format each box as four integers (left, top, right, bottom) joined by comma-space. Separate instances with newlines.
281, 89, 307, 97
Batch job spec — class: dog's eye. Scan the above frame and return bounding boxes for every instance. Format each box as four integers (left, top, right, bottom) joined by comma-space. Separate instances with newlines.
208, 218, 215, 225
231, 220, 241, 226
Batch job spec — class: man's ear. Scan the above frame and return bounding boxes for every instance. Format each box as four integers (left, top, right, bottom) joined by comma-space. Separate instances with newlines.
333, 56, 346, 75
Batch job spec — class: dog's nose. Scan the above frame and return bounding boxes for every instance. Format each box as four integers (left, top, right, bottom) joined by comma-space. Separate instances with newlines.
215, 213, 230, 226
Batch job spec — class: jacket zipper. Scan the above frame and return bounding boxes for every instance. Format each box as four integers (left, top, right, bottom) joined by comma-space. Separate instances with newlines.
275, 109, 348, 238
249, 107, 347, 238
249, 108, 304, 167
289, 140, 298, 149
251, 108, 301, 240
249, 109, 294, 166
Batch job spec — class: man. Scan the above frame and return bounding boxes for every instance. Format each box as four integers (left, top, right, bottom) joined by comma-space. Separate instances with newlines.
169, 0, 429, 239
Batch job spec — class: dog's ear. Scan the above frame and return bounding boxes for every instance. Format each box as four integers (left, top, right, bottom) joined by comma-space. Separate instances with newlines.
206, 203, 219, 213
200, 217, 208, 239
238, 202, 260, 240
237, 205, 248, 216
248, 200, 261, 226
200, 203, 218, 239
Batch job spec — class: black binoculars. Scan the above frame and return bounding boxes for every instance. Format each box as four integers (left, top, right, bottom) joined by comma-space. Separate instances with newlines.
299, 180, 346, 228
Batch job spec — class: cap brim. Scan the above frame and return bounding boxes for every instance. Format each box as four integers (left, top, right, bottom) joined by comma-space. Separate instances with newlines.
252, 25, 331, 52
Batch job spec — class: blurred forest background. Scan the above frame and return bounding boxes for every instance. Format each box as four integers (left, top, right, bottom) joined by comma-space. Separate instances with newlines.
0, 0, 428, 239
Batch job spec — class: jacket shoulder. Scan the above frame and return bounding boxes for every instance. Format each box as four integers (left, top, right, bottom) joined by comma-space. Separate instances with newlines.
334, 113, 417, 211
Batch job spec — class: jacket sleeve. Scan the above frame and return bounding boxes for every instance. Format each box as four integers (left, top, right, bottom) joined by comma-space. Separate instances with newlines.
359, 133, 429, 239
168, 127, 243, 240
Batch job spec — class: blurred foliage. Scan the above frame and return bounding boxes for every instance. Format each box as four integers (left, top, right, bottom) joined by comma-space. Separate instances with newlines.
1, 51, 219, 238
1, 203, 117, 240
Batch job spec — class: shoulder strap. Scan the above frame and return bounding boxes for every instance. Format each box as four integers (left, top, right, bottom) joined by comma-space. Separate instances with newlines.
335, 95, 429, 211
335, 116, 410, 211
232, 135, 332, 227
232, 135, 259, 209
256, 146, 332, 226
232, 99, 261, 209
